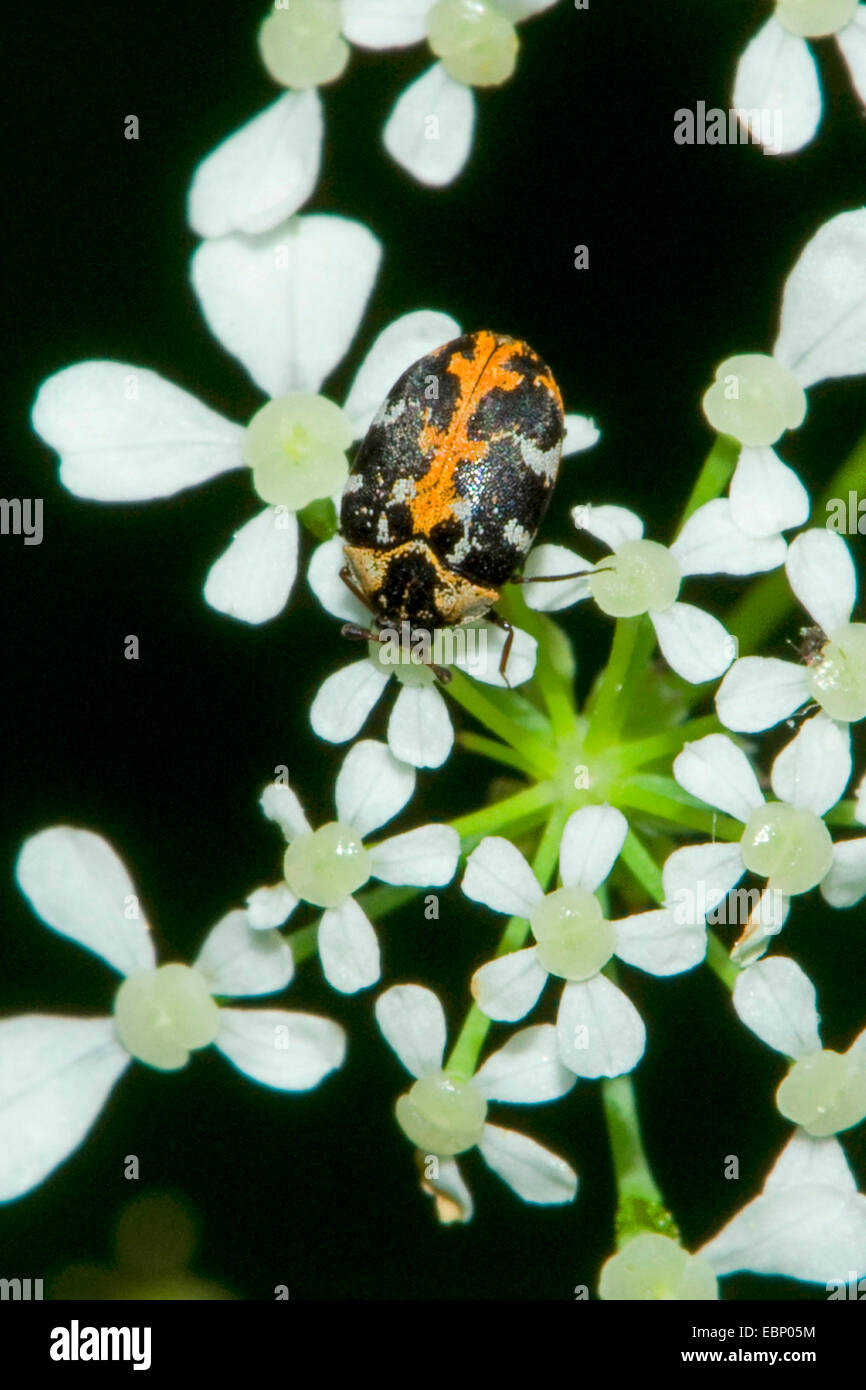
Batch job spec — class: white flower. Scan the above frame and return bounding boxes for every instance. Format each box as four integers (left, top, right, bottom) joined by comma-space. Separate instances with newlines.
31, 241, 464, 625
1, 827, 345, 1202
521, 499, 773, 684
463, 806, 705, 1078
671, 727, 866, 965
733, 956, 866, 1137
702, 209, 866, 470
698, 1130, 866, 1286
601, 1127, 866, 1296
339, 0, 559, 187
732, 2, 866, 156
375, 982, 577, 1215
253, 740, 460, 992
717, 529, 866, 735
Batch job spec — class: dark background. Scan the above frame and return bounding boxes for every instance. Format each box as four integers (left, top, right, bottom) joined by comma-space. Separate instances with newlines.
3, 0, 866, 1300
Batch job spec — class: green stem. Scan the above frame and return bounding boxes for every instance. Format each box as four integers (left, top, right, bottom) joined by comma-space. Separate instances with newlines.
285, 922, 319, 965
677, 433, 739, 528
444, 669, 557, 776
585, 617, 642, 753
619, 829, 664, 903
705, 930, 740, 991
448, 780, 556, 844
611, 714, 723, 774
602, 1072, 672, 1245
611, 778, 744, 839
445, 803, 568, 1080
457, 731, 542, 778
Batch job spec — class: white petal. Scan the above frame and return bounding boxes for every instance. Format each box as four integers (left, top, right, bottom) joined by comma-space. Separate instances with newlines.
462, 837, 543, 917
732, 18, 821, 156
470, 949, 548, 1022
520, 543, 591, 612
732, 956, 820, 1058
369, 824, 460, 886
191, 215, 381, 396
715, 656, 809, 732
15, 827, 156, 976
613, 908, 707, 976
310, 659, 389, 743
821, 837, 866, 908
700, 1136, 866, 1282
335, 739, 415, 836
215, 1008, 346, 1089
318, 897, 381, 993
204, 506, 298, 625
475, 1025, 575, 1103
559, 805, 627, 892
663, 843, 746, 916
785, 528, 856, 633
766, 1128, 856, 1194
342, 310, 461, 437
453, 622, 537, 687
384, 63, 475, 188
387, 684, 453, 769
561, 413, 600, 456
420, 1155, 474, 1224
341, 0, 435, 48
671, 499, 786, 576
775, 207, 866, 388
477, 1123, 577, 1205
556, 976, 646, 1078
0, 1015, 130, 1201
374, 983, 446, 1077
245, 882, 298, 930
651, 603, 736, 684
673, 733, 765, 820
837, 8, 866, 107
729, 447, 810, 538
307, 535, 369, 623
259, 782, 311, 840
574, 502, 643, 549
187, 92, 323, 238
31, 363, 244, 501
730, 887, 791, 968
193, 910, 293, 996
771, 712, 851, 815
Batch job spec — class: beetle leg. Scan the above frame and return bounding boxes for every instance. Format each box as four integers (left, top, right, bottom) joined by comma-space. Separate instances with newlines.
339, 564, 377, 613
485, 609, 515, 687
341, 622, 381, 646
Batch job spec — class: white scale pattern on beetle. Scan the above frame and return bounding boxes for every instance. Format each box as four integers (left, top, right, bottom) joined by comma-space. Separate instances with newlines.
519, 436, 560, 480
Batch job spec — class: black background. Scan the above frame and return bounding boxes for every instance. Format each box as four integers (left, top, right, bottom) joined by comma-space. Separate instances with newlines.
3, 0, 866, 1300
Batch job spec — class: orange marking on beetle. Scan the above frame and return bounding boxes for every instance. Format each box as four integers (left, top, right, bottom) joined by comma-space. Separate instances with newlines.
408, 332, 528, 534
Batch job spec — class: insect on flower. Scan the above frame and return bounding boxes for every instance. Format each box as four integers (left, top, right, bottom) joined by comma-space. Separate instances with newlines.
338, 330, 567, 682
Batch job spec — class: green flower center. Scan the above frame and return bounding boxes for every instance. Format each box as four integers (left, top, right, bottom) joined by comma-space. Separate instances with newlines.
244, 392, 353, 509
777, 1049, 866, 1137
395, 1072, 488, 1155
599, 1234, 719, 1301
257, 0, 349, 89
740, 802, 833, 895
805, 623, 866, 722
283, 821, 371, 908
588, 539, 681, 618
426, 0, 519, 87
530, 885, 616, 980
701, 353, 807, 447
775, 0, 857, 38
114, 964, 220, 1072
